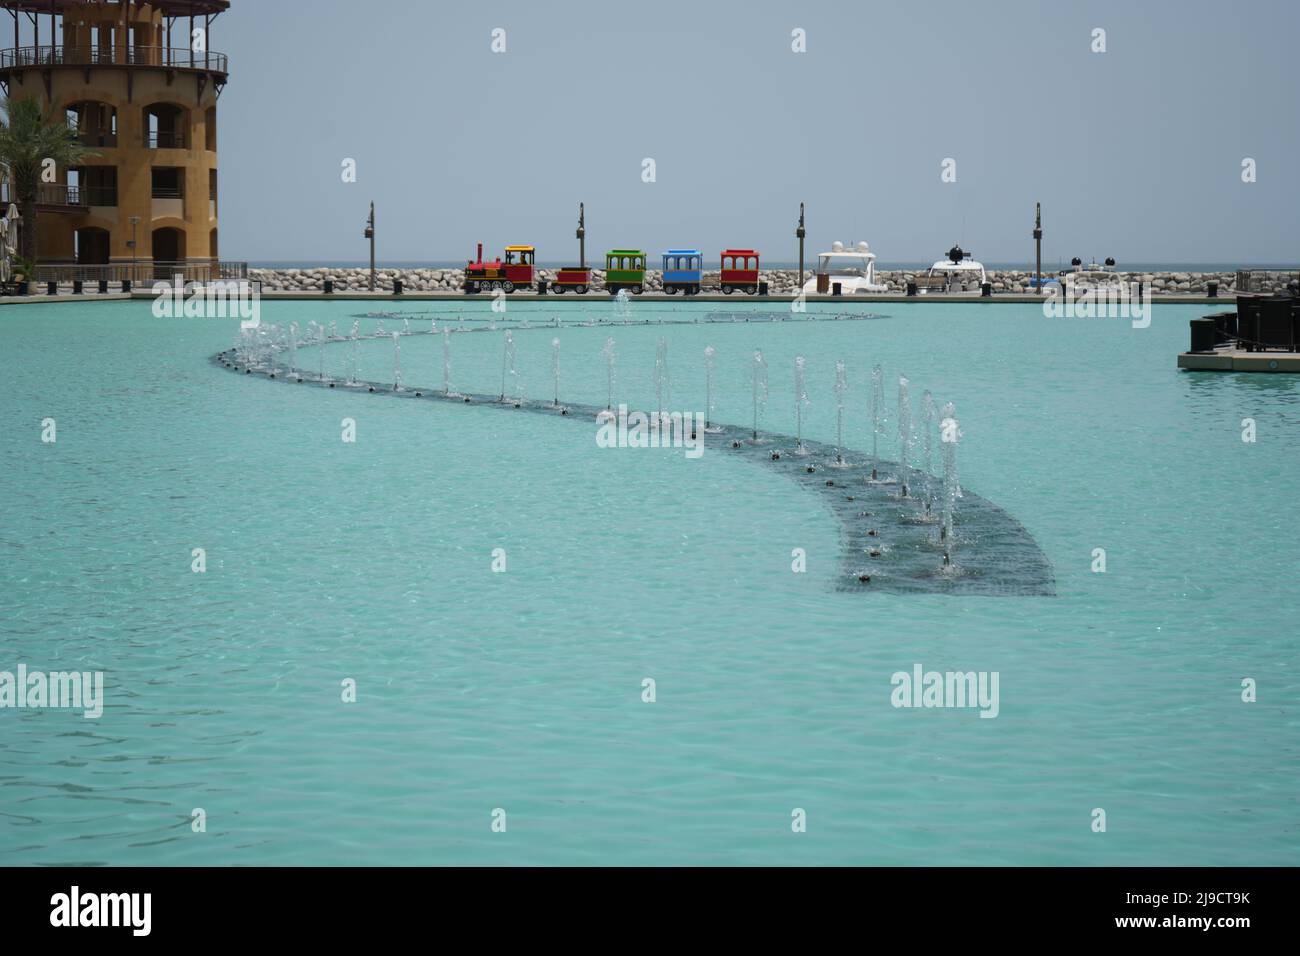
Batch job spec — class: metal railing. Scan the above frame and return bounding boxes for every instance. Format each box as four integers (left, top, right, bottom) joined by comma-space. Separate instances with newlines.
0, 45, 228, 73
75, 130, 118, 148
0, 182, 88, 207
30, 261, 250, 284
146, 130, 187, 149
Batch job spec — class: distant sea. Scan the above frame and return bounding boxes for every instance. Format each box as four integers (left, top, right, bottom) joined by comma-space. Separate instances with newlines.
252, 260, 1295, 272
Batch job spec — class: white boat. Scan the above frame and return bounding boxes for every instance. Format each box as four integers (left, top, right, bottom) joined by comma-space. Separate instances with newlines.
802, 241, 888, 294
924, 245, 987, 293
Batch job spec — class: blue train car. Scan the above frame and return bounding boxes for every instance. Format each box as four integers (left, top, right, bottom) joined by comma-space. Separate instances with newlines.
661, 249, 702, 295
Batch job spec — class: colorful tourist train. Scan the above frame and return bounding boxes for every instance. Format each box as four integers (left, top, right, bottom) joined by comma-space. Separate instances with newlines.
466, 206, 765, 295
465, 243, 763, 296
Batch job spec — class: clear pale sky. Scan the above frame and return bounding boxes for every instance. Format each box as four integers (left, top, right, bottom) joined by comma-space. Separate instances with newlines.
215, 0, 1299, 265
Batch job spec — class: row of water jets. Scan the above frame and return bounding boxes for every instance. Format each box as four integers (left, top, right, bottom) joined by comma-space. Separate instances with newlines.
238, 320, 964, 567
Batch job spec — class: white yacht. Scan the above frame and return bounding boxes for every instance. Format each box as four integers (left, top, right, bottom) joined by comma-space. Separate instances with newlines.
802, 241, 888, 294
924, 245, 987, 293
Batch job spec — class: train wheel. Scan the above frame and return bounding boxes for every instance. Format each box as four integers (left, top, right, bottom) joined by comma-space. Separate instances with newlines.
665, 286, 676, 295
553, 284, 565, 295
723, 285, 733, 295
632, 284, 643, 295
503, 281, 515, 293
491, 281, 503, 292
576, 285, 587, 295
747, 285, 757, 295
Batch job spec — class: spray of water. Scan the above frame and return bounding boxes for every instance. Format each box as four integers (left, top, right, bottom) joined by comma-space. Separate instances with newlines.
348, 320, 360, 385
653, 337, 669, 421
939, 401, 963, 567
703, 346, 723, 433
288, 322, 299, 377
442, 328, 454, 396
551, 338, 561, 407
921, 390, 936, 510
794, 356, 810, 455
751, 349, 769, 441
870, 363, 884, 479
392, 332, 403, 390
897, 375, 913, 497
500, 330, 517, 402
602, 336, 617, 410
834, 360, 848, 465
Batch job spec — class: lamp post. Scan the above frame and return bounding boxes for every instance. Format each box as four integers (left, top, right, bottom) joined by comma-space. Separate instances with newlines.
1033, 203, 1042, 296
364, 202, 375, 292
796, 202, 806, 287
576, 201, 585, 269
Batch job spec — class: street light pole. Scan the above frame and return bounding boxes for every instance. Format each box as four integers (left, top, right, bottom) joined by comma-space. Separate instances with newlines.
1033, 203, 1042, 296
796, 202, 806, 287
128, 215, 140, 281
364, 202, 375, 292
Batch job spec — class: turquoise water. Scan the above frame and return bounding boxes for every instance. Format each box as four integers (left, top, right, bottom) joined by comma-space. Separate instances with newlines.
1, 299, 1296, 866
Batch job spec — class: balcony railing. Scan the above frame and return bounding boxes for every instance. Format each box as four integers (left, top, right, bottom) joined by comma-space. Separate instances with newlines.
0, 45, 228, 73
151, 186, 184, 199
147, 130, 187, 149
0, 182, 88, 207
76, 131, 118, 148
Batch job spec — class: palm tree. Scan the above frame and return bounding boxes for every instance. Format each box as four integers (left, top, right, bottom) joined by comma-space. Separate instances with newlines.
0, 96, 98, 263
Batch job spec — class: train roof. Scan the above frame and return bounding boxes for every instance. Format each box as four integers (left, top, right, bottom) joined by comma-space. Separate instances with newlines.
606, 248, 646, 255
721, 248, 759, 255
504, 245, 535, 252
664, 249, 702, 256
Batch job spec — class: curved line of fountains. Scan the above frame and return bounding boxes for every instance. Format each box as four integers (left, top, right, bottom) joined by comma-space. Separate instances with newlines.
223, 322, 1051, 595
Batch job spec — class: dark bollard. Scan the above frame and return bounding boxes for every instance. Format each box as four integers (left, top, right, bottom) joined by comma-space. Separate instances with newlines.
17, 280, 29, 295
393, 279, 403, 295
98, 279, 109, 294
73, 280, 83, 294
980, 282, 992, 297
122, 280, 132, 293
537, 279, 547, 295
1207, 280, 1219, 298
323, 279, 334, 294
1189, 318, 1216, 353
47, 281, 57, 295
832, 282, 842, 296
906, 281, 918, 297
759, 280, 769, 296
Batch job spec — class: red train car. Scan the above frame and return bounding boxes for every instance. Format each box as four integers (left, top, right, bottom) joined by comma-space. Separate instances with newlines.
550, 266, 591, 294
720, 248, 760, 294
464, 243, 535, 293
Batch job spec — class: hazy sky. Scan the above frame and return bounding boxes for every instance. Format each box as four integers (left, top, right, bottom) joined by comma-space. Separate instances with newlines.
214, 0, 1298, 264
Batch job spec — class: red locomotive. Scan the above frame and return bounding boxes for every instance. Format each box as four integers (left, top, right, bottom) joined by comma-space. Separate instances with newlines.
464, 243, 535, 293
720, 248, 760, 294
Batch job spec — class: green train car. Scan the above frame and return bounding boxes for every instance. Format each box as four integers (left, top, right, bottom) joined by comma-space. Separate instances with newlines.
604, 249, 646, 295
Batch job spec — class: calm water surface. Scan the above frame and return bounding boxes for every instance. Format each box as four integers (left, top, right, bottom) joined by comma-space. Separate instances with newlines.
1, 298, 1296, 865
